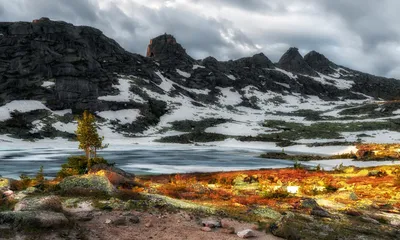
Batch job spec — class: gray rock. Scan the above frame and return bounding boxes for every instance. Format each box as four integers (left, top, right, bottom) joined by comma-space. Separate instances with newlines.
59, 175, 116, 195
237, 229, 256, 238
201, 219, 221, 228
311, 207, 331, 218
112, 216, 127, 226
0, 211, 68, 229
14, 195, 62, 212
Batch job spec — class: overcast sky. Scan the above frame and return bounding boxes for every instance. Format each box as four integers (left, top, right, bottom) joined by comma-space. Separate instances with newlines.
1, 0, 399, 78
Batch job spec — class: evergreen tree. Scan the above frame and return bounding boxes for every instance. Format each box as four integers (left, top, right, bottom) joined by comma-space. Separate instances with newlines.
75, 110, 107, 168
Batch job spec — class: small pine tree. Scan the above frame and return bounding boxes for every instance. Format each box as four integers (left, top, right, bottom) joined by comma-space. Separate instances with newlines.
75, 110, 107, 168
35, 165, 45, 184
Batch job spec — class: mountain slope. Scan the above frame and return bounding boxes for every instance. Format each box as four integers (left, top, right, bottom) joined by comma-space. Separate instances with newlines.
1, 18, 400, 146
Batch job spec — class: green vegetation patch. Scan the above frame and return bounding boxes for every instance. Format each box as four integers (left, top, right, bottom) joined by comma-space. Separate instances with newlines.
156, 132, 228, 143
169, 118, 228, 132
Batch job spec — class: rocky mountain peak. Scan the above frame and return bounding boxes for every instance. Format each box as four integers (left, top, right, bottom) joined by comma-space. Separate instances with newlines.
304, 50, 337, 74
278, 47, 317, 76
250, 53, 274, 68
146, 33, 191, 63
32, 17, 51, 23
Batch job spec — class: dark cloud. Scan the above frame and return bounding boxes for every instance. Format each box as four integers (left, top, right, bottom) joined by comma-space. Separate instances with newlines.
0, 0, 399, 78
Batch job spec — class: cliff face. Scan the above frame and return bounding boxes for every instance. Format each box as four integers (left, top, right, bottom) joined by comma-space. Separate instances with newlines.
1, 18, 400, 141
0, 18, 154, 112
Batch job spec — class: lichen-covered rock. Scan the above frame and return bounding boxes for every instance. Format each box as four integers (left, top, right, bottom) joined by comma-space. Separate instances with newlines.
59, 175, 115, 195
14, 196, 62, 212
0, 178, 10, 189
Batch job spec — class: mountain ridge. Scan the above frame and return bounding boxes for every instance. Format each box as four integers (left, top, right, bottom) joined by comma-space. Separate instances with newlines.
1, 18, 400, 144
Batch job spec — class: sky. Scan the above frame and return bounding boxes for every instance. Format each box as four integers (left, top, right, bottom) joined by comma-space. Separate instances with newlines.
1, 0, 400, 79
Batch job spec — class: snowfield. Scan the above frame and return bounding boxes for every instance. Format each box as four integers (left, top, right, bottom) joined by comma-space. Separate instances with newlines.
0, 100, 49, 121
98, 78, 145, 103
97, 109, 141, 125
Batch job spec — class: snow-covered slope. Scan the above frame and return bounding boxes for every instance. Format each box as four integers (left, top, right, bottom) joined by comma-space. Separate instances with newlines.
1, 19, 400, 151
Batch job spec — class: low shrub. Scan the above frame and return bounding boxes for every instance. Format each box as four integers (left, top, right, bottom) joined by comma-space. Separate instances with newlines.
57, 156, 109, 179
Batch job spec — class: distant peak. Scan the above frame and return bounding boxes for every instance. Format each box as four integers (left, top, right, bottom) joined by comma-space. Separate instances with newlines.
32, 17, 51, 23
146, 33, 189, 61
304, 50, 337, 74
278, 47, 317, 76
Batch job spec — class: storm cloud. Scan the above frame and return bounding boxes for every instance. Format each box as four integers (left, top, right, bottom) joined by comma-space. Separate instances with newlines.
0, 0, 399, 78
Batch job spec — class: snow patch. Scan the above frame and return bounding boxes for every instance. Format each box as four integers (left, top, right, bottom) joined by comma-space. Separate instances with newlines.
226, 74, 236, 80
192, 64, 205, 70
176, 69, 191, 78
53, 109, 72, 116
98, 78, 145, 103
41, 81, 55, 88
52, 122, 77, 134
217, 87, 242, 106
205, 122, 278, 137
309, 73, 354, 90
393, 109, 400, 115
97, 109, 141, 125
274, 81, 290, 89
269, 68, 298, 79
0, 100, 49, 122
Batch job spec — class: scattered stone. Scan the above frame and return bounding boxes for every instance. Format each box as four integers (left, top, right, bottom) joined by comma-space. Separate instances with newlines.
300, 198, 319, 209
145, 221, 153, 227
3, 190, 14, 199
76, 212, 94, 222
220, 219, 231, 228
201, 219, 221, 228
127, 215, 140, 224
237, 229, 256, 238
201, 226, 212, 232
112, 217, 127, 226
311, 207, 331, 218
105, 219, 112, 224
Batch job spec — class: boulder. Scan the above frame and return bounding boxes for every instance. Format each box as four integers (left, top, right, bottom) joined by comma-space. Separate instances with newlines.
89, 164, 140, 188
0, 211, 68, 229
311, 207, 331, 218
59, 175, 115, 195
201, 219, 221, 228
237, 229, 256, 238
14, 195, 62, 212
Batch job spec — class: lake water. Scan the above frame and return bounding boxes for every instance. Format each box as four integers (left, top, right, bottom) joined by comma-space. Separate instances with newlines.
1, 146, 400, 179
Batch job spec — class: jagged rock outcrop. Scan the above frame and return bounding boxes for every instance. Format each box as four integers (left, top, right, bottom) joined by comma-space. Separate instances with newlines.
278, 47, 318, 76
0, 17, 151, 111
304, 50, 338, 75
146, 33, 194, 66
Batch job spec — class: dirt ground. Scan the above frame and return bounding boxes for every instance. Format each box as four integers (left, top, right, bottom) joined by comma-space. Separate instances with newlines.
73, 210, 283, 240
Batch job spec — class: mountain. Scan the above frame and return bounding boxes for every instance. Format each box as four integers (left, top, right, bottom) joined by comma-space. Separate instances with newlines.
1, 18, 400, 145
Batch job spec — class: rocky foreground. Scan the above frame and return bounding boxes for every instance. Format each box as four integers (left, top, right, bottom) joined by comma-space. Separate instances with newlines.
1, 164, 400, 240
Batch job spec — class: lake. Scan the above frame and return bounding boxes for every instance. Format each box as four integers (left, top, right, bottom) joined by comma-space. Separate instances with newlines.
1, 145, 400, 179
